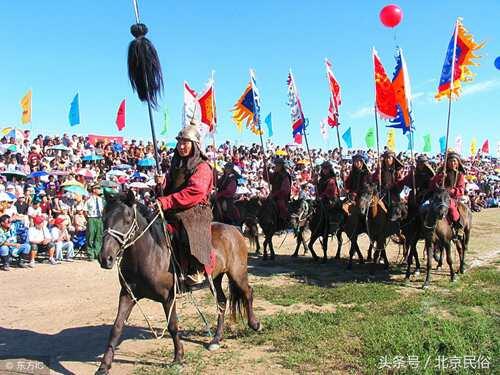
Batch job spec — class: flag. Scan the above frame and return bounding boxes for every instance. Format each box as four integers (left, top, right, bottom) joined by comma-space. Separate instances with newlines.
115, 99, 126, 131
470, 138, 477, 156
20, 90, 32, 124
365, 127, 375, 148
342, 127, 352, 148
69, 93, 80, 126
386, 129, 396, 151
230, 70, 263, 135
325, 58, 341, 127
161, 108, 169, 136
439, 136, 446, 154
183, 81, 198, 127
388, 48, 413, 133
436, 18, 484, 100
287, 70, 306, 144
423, 133, 432, 152
455, 136, 463, 154
198, 78, 216, 133
373, 48, 397, 119
320, 119, 329, 141
406, 132, 414, 150
265, 112, 273, 137
481, 139, 489, 154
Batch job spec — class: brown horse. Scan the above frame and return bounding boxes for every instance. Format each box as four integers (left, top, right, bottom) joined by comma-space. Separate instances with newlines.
421, 188, 472, 288
95, 191, 261, 374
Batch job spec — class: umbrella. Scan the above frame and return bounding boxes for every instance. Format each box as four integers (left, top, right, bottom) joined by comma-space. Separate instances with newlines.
28, 171, 49, 179
1, 170, 27, 179
131, 171, 148, 179
1, 127, 24, 140
61, 180, 85, 188
62, 185, 89, 196
77, 168, 96, 178
137, 158, 156, 167
49, 170, 69, 176
0, 192, 14, 202
128, 181, 149, 189
101, 180, 119, 188
467, 183, 480, 191
81, 154, 104, 162
48, 144, 70, 152
275, 150, 288, 156
107, 170, 128, 177
114, 164, 132, 170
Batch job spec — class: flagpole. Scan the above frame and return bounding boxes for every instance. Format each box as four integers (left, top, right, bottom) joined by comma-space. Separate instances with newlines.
335, 124, 342, 156
441, 19, 459, 187
209, 70, 218, 189
374, 104, 381, 192
409, 128, 416, 203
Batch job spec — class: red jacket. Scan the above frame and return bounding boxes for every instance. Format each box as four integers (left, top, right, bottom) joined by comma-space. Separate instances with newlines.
318, 177, 339, 200
158, 162, 213, 211
270, 174, 291, 200
430, 171, 465, 200
216, 178, 237, 199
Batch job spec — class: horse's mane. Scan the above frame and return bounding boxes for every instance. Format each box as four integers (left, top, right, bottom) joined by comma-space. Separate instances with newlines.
134, 202, 166, 246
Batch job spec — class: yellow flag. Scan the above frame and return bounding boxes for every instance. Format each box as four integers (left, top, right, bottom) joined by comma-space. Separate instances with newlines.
386, 129, 396, 151
470, 138, 477, 156
20, 90, 32, 124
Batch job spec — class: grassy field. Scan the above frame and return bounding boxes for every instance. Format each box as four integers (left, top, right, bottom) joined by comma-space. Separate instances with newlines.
133, 209, 499, 375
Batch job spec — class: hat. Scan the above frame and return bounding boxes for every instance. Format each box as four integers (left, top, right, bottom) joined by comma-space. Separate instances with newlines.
91, 183, 102, 190
33, 215, 45, 225
176, 124, 201, 144
446, 151, 466, 173
54, 216, 65, 226
382, 150, 403, 170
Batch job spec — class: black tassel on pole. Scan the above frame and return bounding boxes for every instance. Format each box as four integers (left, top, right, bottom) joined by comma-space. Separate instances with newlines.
127, 0, 163, 173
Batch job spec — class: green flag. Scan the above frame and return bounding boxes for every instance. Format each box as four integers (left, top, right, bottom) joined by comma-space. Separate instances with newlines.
161, 108, 169, 136
365, 127, 375, 148
423, 133, 432, 152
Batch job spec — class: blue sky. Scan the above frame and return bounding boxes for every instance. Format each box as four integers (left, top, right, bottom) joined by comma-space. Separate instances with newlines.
1, 0, 499, 155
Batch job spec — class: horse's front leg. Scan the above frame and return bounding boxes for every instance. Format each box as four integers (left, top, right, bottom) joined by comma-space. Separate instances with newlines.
262, 236, 268, 260
334, 231, 342, 260
253, 224, 261, 255
208, 275, 226, 351
96, 290, 135, 375
301, 228, 309, 254
162, 296, 184, 363
307, 230, 320, 261
422, 240, 433, 289
367, 241, 374, 262
291, 230, 301, 257
444, 241, 456, 282
321, 229, 329, 263
269, 234, 276, 260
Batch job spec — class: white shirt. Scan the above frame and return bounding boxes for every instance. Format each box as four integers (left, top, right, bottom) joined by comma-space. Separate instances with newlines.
29, 226, 52, 243
27, 206, 42, 218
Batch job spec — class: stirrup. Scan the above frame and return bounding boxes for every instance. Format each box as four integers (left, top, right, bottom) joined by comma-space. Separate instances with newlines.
186, 271, 206, 285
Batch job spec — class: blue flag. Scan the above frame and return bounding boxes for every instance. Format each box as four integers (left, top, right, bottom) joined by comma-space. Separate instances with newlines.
69, 93, 80, 126
342, 127, 352, 148
439, 136, 446, 154
406, 132, 414, 150
265, 112, 273, 137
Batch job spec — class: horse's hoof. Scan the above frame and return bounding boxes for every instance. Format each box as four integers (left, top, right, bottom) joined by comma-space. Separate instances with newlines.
334, 255, 340, 261
436, 266, 442, 271
270, 255, 275, 261
347, 264, 352, 270
95, 368, 108, 375
414, 269, 420, 276
451, 276, 457, 283
422, 283, 429, 290
291, 253, 298, 258
256, 322, 263, 332
208, 343, 220, 351
321, 258, 327, 264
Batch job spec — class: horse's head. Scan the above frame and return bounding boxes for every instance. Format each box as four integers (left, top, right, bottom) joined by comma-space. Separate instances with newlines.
289, 198, 310, 231
359, 183, 377, 216
424, 188, 450, 229
100, 189, 137, 269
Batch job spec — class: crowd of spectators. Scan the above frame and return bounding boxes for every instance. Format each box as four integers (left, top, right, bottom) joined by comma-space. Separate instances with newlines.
0, 129, 498, 271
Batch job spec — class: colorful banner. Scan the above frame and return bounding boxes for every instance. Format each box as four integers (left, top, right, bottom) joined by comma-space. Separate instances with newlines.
325, 58, 341, 127
365, 127, 375, 148
20, 90, 32, 125
115, 99, 126, 131
265, 112, 273, 137
439, 136, 446, 154
386, 128, 396, 151
373, 48, 397, 119
388, 48, 413, 133
69, 93, 80, 126
287, 70, 306, 144
423, 133, 432, 152
87, 134, 123, 145
342, 127, 352, 148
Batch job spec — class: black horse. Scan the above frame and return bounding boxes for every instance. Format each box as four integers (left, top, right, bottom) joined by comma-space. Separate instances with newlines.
289, 197, 313, 257
96, 191, 261, 374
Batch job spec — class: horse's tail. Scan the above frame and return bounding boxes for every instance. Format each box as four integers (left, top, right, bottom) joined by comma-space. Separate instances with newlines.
228, 278, 248, 322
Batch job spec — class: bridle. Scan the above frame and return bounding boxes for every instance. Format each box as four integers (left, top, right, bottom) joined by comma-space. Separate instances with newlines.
103, 204, 160, 258
423, 198, 449, 230
290, 200, 311, 227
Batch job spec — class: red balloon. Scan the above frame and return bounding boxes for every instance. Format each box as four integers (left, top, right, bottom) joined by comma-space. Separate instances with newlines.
380, 4, 403, 28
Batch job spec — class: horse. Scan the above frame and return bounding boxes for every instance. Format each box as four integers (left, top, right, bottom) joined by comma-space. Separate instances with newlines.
289, 197, 313, 257
306, 199, 345, 262
235, 197, 261, 254
358, 184, 402, 270
420, 189, 472, 288
95, 191, 261, 374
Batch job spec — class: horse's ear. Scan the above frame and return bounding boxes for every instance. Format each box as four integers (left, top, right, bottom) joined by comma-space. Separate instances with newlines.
103, 188, 116, 203
124, 189, 136, 206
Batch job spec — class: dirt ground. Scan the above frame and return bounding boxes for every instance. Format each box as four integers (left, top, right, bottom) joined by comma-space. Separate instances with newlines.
1, 208, 499, 375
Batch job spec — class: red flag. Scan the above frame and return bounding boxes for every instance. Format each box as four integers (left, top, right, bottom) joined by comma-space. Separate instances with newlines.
198, 81, 216, 133
115, 99, 126, 131
373, 48, 397, 119
325, 59, 341, 127
481, 139, 489, 154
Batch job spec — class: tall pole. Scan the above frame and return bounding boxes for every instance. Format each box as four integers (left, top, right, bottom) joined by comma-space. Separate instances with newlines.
441, 19, 459, 187
374, 104, 381, 192
335, 124, 342, 156
409, 128, 416, 203
250, 69, 269, 183
302, 119, 319, 197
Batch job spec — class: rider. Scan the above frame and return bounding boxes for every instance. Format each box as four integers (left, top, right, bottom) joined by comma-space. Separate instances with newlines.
316, 161, 340, 202
399, 154, 435, 207
344, 154, 370, 205
265, 158, 292, 230
156, 124, 213, 285
372, 150, 404, 220
215, 162, 240, 225
430, 151, 466, 238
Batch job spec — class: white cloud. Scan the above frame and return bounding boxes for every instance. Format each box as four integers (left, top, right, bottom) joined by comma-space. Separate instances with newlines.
412, 92, 425, 101
462, 80, 500, 96
349, 106, 373, 119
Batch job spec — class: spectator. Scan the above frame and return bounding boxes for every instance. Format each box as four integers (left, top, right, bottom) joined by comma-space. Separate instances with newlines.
0, 215, 30, 270
85, 184, 104, 261
51, 216, 74, 262
28, 215, 57, 266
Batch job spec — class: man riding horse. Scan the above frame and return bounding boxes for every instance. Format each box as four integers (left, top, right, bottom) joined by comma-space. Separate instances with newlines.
215, 162, 240, 225
265, 157, 292, 230
344, 153, 370, 205
372, 150, 404, 220
430, 151, 466, 238
156, 124, 213, 285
